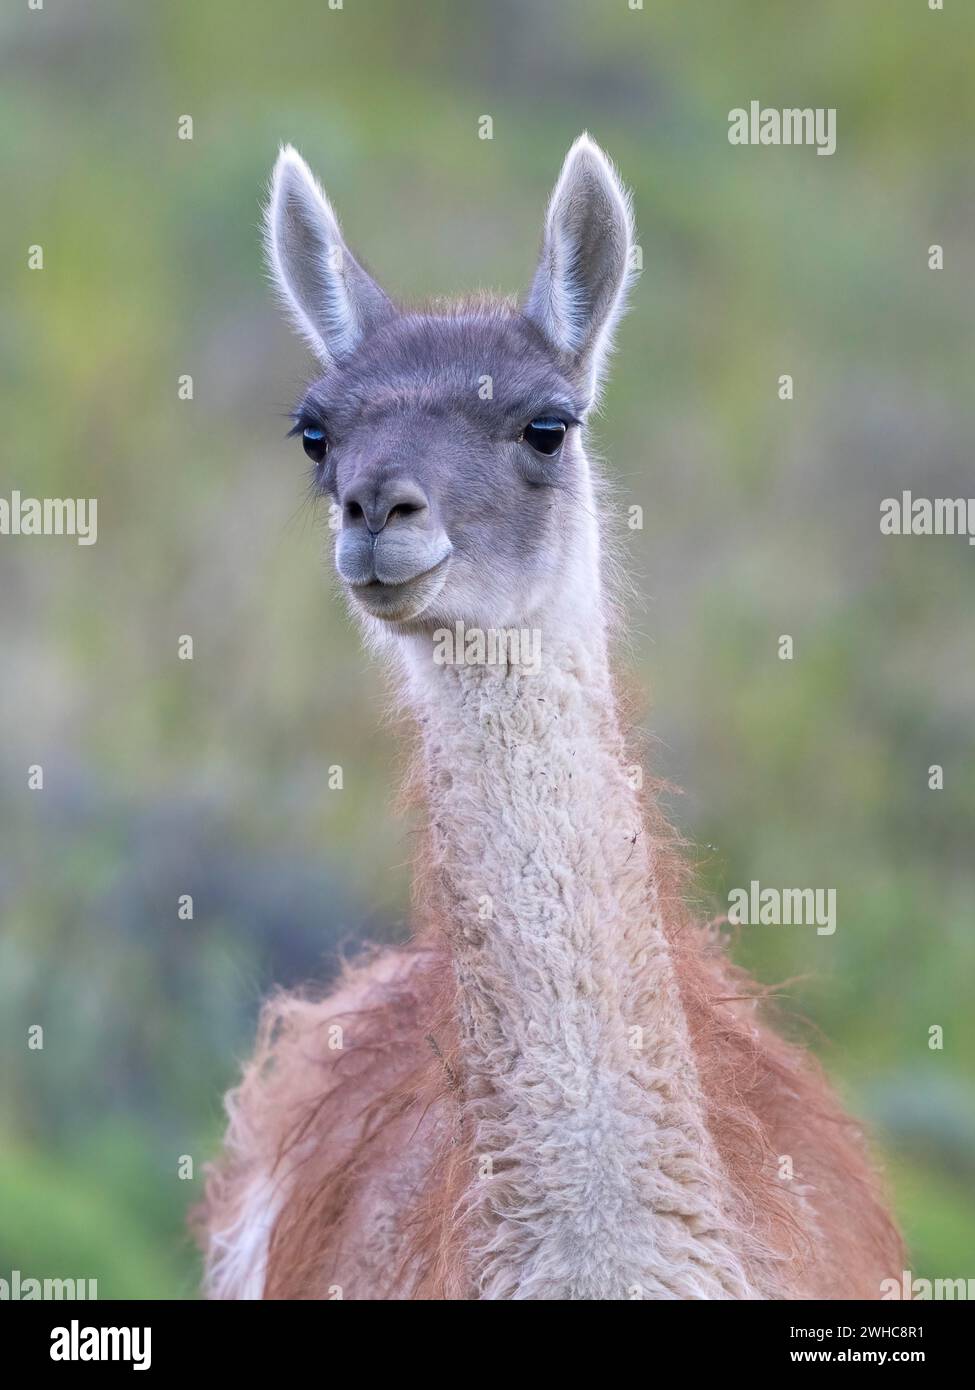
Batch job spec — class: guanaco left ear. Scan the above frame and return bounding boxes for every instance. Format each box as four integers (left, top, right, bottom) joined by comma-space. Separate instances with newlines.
265, 145, 394, 366
523, 133, 636, 408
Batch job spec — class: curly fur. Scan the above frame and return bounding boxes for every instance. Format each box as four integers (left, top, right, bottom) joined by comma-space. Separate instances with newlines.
198, 638, 902, 1300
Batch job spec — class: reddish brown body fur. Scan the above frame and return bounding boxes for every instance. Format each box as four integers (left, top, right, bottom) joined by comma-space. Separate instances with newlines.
199, 766, 904, 1300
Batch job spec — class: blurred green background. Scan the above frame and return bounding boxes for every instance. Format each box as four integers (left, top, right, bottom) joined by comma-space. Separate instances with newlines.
1, 0, 973, 1297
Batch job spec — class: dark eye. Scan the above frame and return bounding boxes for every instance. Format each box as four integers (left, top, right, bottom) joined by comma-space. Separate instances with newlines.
522, 418, 567, 456
301, 426, 328, 464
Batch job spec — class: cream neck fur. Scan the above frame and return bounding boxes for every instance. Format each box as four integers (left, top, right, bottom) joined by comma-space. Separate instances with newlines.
397, 584, 771, 1300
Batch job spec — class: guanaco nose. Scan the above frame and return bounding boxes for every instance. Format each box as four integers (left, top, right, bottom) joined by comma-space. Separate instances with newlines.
343, 478, 429, 535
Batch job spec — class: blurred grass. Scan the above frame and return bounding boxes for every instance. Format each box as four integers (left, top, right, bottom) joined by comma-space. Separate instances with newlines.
1, 0, 973, 1295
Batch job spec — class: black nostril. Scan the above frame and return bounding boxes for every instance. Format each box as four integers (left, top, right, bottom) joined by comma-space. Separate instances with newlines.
345, 501, 364, 523
387, 502, 422, 523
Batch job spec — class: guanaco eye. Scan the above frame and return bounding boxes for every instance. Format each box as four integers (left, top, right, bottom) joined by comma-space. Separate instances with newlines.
522, 418, 567, 456
302, 426, 328, 464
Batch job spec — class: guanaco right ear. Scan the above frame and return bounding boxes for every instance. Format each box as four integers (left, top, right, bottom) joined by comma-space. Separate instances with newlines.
265, 145, 394, 366
523, 134, 636, 409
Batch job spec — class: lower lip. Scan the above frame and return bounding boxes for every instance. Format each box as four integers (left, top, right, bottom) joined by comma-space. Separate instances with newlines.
349, 558, 450, 619
356, 581, 408, 602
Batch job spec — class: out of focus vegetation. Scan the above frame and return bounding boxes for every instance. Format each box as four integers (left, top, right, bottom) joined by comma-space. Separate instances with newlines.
1, 1, 973, 1296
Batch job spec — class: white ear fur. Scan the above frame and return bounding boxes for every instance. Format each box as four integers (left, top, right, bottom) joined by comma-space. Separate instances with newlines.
524, 134, 636, 407
265, 145, 392, 365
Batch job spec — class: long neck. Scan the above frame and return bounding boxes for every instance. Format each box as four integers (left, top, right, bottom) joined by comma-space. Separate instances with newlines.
397, 588, 768, 1300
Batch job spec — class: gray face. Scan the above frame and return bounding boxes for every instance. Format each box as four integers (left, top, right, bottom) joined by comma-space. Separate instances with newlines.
266, 135, 635, 631
293, 306, 586, 629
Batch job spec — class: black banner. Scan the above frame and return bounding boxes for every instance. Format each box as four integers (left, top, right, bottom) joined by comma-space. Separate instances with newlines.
1, 1299, 967, 1373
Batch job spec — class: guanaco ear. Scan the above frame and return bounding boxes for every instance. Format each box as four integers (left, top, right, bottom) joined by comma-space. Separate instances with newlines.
523, 133, 636, 408
265, 145, 394, 365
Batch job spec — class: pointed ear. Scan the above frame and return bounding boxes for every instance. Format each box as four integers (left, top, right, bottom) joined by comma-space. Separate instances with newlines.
265, 145, 394, 365
523, 134, 635, 407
